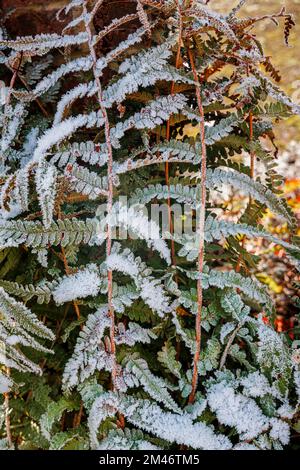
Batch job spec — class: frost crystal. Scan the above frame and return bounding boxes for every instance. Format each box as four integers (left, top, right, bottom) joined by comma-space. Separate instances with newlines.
269, 418, 290, 445
207, 382, 269, 440
53, 265, 101, 304
240, 372, 271, 398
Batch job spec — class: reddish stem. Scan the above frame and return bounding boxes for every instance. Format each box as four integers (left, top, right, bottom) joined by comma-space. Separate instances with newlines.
187, 47, 207, 404
165, 3, 183, 266
83, 1, 117, 389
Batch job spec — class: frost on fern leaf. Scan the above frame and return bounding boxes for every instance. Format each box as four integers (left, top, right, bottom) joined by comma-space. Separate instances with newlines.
0, 0, 299, 451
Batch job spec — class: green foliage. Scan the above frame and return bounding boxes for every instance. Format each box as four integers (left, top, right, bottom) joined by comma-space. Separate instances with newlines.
0, 0, 299, 451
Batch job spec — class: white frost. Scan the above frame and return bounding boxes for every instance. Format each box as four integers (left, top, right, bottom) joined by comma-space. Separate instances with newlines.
53, 265, 101, 304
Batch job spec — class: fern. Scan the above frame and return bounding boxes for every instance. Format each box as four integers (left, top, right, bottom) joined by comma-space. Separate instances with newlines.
40, 397, 77, 441
124, 354, 181, 413
62, 306, 112, 392
0, 218, 99, 248
0, 0, 299, 451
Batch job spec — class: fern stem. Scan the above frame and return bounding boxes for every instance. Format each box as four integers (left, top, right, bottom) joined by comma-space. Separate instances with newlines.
187, 47, 207, 404
90, 0, 105, 20
5, 53, 22, 106
219, 323, 242, 370
73, 403, 84, 429
83, 1, 117, 390
57, 204, 81, 321
165, 2, 183, 266
4, 368, 13, 448
235, 110, 255, 273
249, 111, 255, 179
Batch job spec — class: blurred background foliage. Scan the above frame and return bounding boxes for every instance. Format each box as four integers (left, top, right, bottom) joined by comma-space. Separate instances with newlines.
212, 1, 300, 329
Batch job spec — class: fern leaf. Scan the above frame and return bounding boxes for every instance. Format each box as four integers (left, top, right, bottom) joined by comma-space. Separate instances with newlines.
40, 398, 77, 441
0, 287, 54, 341
124, 355, 181, 413
157, 342, 182, 379
98, 428, 160, 450
53, 264, 102, 305
89, 393, 232, 450
35, 161, 58, 228
207, 168, 295, 225
0, 279, 54, 304
0, 32, 89, 52
65, 163, 110, 200
0, 218, 99, 248
62, 306, 112, 391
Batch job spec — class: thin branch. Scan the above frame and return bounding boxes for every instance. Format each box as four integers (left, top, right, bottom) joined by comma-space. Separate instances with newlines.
249, 110, 255, 179
94, 13, 139, 46
219, 324, 242, 370
187, 46, 208, 405
57, 206, 81, 321
5, 54, 22, 106
165, 1, 183, 267
4, 369, 13, 448
83, 1, 117, 390
90, 0, 105, 20
0, 52, 49, 118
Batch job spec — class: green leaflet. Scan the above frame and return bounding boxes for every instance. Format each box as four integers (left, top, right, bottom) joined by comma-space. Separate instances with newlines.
130, 167, 295, 225
0, 279, 55, 304
175, 216, 300, 261
0, 218, 99, 248
185, 268, 273, 312
124, 355, 181, 413
157, 342, 182, 379
40, 398, 78, 441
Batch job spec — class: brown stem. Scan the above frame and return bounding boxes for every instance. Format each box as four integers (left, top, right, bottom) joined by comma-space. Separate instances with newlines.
235, 110, 255, 273
83, 1, 117, 390
165, 3, 183, 266
0, 51, 49, 118
94, 13, 139, 46
117, 412, 125, 429
73, 403, 84, 428
187, 47, 207, 404
57, 205, 81, 321
4, 369, 13, 448
40, 304, 70, 370
5, 53, 23, 106
90, 0, 105, 19
249, 111, 255, 179
219, 323, 242, 370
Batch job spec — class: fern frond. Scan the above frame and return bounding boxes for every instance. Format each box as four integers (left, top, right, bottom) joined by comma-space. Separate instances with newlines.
40, 398, 77, 441
35, 161, 58, 228
62, 306, 112, 391
124, 355, 181, 412
0, 32, 89, 52
0, 279, 54, 304
207, 168, 295, 225
65, 163, 110, 200
0, 218, 99, 248
89, 393, 232, 450
0, 287, 54, 340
